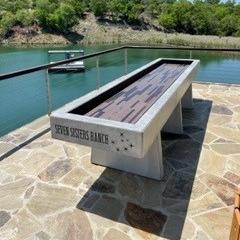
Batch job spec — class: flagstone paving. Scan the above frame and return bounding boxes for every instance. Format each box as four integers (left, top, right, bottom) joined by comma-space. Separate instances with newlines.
0, 82, 239, 240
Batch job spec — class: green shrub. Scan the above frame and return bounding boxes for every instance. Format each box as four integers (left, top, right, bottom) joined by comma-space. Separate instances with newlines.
220, 15, 239, 36
35, 0, 54, 27
0, 12, 16, 36
15, 9, 36, 26
125, 3, 144, 24
89, 0, 108, 17
47, 3, 78, 33
0, 0, 32, 13
108, 0, 125, 20
159, 13, 175, 30
67, 0, 84, 17
35, 0, 80, 33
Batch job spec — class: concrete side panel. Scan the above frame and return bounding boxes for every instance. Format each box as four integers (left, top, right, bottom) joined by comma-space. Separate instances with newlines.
50, 115, 143, 158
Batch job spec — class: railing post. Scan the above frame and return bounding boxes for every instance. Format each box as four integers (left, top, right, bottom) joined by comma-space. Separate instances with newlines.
189, 50, 192, 59
124, 48, 128, 74
96, 56, 100, 89
44, 69, 52, 116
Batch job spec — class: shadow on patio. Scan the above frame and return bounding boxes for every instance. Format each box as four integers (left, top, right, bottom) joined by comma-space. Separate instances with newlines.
76, 98, 212, 240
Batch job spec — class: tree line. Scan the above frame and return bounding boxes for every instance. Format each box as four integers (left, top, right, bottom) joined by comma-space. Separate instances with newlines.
0, 0, 240, 37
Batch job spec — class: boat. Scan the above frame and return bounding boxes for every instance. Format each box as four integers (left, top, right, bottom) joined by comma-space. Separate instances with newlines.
48, 50, 85, 73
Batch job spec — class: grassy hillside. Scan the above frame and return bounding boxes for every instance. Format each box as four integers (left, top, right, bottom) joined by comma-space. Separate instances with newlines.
1, 0, 240, 47
3, 13, 240, 49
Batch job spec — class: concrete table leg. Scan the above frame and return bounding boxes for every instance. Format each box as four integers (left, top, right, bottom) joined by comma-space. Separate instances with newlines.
162, 102, 183, 134
181, 84, 193, 109
91, 133, 164, 180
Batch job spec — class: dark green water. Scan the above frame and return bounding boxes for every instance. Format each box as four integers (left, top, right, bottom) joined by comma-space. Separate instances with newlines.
0, 45, 240, 137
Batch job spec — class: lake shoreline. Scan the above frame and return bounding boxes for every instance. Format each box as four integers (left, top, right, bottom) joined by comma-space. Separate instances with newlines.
2, 31, 240, 49
1, 14, 240, 49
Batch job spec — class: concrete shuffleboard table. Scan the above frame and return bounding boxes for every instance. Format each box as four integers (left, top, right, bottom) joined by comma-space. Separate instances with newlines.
50, 58, 200, 180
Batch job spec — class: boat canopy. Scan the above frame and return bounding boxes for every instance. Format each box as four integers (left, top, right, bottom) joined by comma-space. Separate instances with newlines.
48, 50, 84, 54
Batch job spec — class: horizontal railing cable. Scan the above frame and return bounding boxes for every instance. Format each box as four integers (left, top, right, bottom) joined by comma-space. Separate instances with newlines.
0, 46, 125, 81
1, 45, 240, 81
127, 45, 240, 52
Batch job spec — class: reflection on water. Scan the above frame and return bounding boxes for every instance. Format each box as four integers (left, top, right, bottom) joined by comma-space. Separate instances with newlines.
0, 45, 240, 136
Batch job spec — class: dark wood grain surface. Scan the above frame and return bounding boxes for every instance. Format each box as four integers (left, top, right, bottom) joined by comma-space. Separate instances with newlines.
86, 63, 188, 123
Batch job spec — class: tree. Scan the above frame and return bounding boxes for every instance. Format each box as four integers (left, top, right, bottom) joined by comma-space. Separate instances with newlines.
67, 0, 84, 17
89, 0, 108, 17
125, 2, 144, 23
220, 15, 238, 36
171, 0, 194, 33
15, 9, 36, 27
159, 13, 175, 30
108, 0, 125, 20
35, 0, 56, 27
35, 0, 81, 33
205, 0, 220, 4
0, 0, 32, 13
190, 3, 219, 35
47, 3, 78, 33
0, 11, 16, 36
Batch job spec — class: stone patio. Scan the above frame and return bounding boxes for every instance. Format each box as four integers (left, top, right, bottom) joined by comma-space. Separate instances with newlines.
0, 82, 239, 240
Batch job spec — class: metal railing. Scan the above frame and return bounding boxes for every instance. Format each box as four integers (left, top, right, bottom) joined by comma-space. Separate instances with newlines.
0, 46, 125, 80
1, 45, 240, 81
0, 45, 240, 137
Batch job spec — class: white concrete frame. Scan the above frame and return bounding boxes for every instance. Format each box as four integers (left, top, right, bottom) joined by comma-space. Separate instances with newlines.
50, 58, 200, 180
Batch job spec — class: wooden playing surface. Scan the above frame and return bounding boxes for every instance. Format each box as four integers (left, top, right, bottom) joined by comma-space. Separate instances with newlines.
86, 63, 188, 123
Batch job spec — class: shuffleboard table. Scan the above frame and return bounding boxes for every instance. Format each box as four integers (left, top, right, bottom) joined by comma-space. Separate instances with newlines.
50, 58, 200, 180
